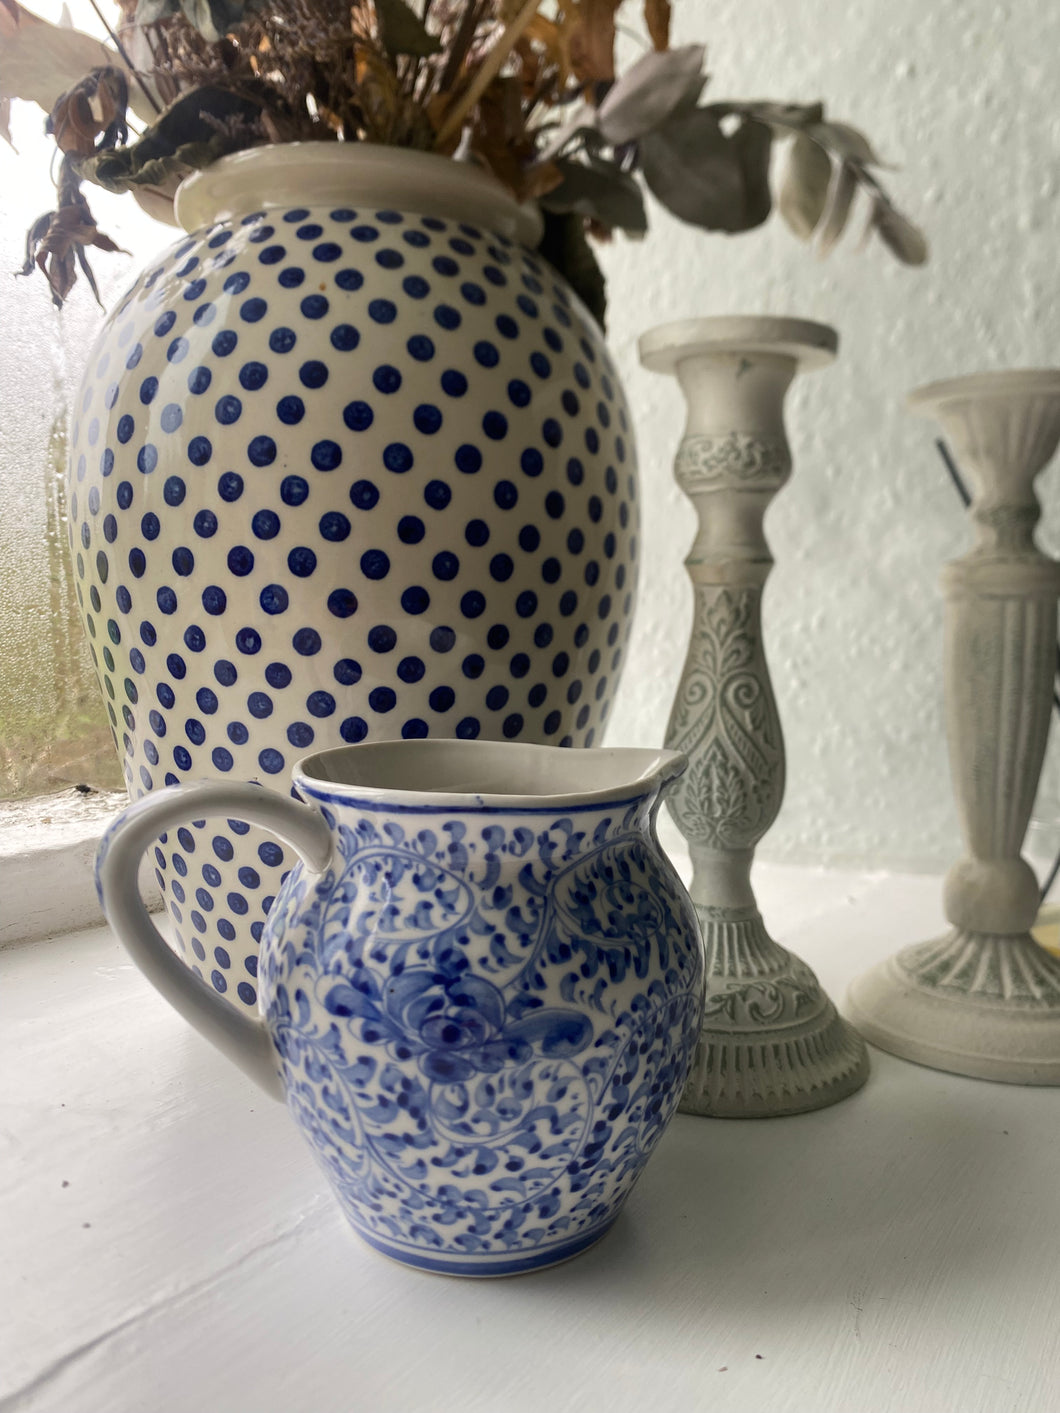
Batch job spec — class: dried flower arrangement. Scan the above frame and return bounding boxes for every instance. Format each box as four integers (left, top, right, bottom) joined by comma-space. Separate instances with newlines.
1, 0, 927, 322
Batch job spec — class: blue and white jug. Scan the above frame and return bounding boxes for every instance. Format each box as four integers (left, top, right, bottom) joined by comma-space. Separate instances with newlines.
96, 740, 703, 1275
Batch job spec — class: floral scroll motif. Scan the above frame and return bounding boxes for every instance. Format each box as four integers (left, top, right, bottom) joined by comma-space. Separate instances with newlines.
675, 432, 790, 493
259, 806, 702, 1270
664, 586, 784, 850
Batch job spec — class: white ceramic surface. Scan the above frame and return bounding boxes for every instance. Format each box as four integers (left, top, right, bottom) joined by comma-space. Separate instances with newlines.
848, 370, 1060, 1083
640, 315, 868, 1116
66, 144, 639, 1010
95, 740, 703, 1275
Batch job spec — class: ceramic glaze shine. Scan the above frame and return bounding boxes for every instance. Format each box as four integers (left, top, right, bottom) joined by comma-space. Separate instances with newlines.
96, 740, 704, 1275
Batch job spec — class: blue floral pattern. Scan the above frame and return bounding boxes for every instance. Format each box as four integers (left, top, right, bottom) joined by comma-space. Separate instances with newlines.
259, 793, 702, 1274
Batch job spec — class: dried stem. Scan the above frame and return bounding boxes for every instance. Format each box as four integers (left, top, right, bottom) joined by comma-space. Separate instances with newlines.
87, 0, 163, 114
433, 0, 544, 146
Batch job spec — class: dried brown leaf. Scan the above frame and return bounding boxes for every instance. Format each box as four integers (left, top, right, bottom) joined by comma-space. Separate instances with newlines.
0, 0, 116, 117
568, 0, 622, 84
644, 0, 670, 51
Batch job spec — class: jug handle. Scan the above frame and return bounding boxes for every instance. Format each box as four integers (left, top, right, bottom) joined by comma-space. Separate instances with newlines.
95, 780, 333, 1100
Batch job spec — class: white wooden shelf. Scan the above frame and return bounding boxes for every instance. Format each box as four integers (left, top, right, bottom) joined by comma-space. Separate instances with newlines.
3, 864, 1058, 1413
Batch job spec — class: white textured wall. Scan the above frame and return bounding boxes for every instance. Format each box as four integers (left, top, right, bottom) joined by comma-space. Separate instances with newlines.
600, 0, 1060, 872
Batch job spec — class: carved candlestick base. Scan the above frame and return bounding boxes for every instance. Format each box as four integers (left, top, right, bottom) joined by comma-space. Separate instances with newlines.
640, 316, 869, 1117
849, 371, 1060, 1083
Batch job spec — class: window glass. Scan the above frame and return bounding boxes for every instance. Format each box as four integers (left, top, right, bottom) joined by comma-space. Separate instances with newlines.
0, 1, 160, 797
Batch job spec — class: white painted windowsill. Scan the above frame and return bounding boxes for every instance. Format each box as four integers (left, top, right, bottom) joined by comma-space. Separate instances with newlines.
0, 790, 160, 947
3, 863, 1058, 1413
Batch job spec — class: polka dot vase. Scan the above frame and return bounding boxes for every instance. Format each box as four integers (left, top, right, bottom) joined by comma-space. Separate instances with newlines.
68, 143, 639, 1010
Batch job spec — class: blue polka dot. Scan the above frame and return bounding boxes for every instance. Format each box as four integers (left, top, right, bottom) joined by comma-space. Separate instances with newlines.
228, 546, 254, 576
314, 242, 342, 262
434, 304, 461, 330
248, 691, 273, 718
319, 512, 350, 541
373, 365, 401, 394
300, 361, 328, 389
334, 658, 362, 685
340, 717, 367, 743
161, 403, 183, 433
287, 721, 314, 748
236, 626, 261, 654
327, 589, 358, 618
266, 661, 291, 687
429, 685, 454, 710
403, 275, 430, 299
188, 436, 212, 466
215, 395, 242, 425
312, 440, 343, 471
277, 395, 304, 425
424, 480, 451, 509
287, 546, 316, 577
336, 269, 363, 290
369, 687, 396, 713
496, 316, 518, 340
301, 294, 328, 319
307, 690, 335, 716
465, 518, 489, 546
462, 655, 483, 679
164, 476, 186, 506
361, 549, 390, 580
240, 297, 267, 322
369, 299, 396, 324
432, 551, 459, 581
461, 591, 485, 618
414, 404, 442, 435
331, 324, 359, 351
259, 748, 285, 774
270, 327, 296, 353
202, 586, 227, 615
401, 586, 430, 615
282, 476, 309, 505
483, 411, 508, 440
279, 267, 304, 288
396, 656, 424, 684
441, 369, 468, 397
137, 444, 158, 474
260, 584, 288, 614
368, 625, 396, 653
384, 443, 413, 473
344, 401, 373, 431
456, 716, 480, 739
398, 515, 424, 543
239, 361, 268, 390
352, 225, 379, 243
494, 480, 518, 509
251, 509, 281, 540
117, 414, 135, 443
248, 436, 277, 466
408, 335, 435, 361
350, 479, 379, 509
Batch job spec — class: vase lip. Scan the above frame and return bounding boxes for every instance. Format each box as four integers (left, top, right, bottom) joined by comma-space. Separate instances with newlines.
175, 141, 543, 248
293, 739, 686, 811
909, 369, 1060, 414
638, 315, 837, 375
